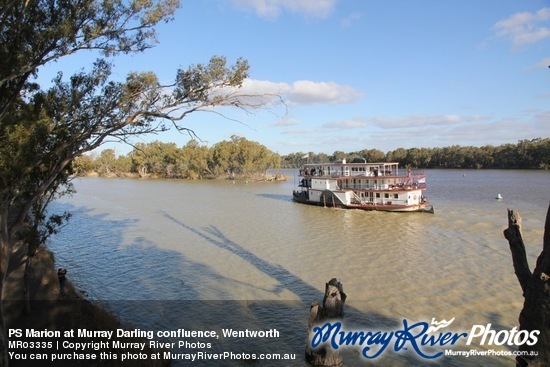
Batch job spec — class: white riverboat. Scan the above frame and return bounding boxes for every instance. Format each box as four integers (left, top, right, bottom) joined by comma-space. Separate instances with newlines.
293, 160, 434, 213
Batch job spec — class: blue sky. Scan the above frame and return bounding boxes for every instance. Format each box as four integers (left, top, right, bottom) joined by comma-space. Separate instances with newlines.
42, 0, 550, 156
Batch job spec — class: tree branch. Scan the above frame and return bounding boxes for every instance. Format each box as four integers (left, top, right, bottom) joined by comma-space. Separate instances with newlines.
534, 202, 550, 277
504, 208, 533, 293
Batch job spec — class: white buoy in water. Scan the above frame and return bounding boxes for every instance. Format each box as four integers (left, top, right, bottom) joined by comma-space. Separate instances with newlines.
496, 193, 503, 200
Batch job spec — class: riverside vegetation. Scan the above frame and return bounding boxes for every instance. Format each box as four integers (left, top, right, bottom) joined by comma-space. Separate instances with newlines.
73, 136, 282, 180
74, 137, 550, 180
282, 137, 550, 170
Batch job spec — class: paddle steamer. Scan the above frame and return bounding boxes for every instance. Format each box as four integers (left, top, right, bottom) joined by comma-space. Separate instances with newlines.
293, 160, 433, 213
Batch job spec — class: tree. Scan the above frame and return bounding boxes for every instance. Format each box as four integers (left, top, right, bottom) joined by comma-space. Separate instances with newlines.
352, 148, 385, 163
209, 139, 238, 177
208, 136, 280, 178
132, 141, 182, 178
72, 154, 96, 175
0, 0, 180, 121
331, 151, 347, 163
386, 148, 408, 164
113, 154, 133, 174
95, 149, 117, 175
0, 2, 272, 365
130, 142, 150, 177
503, 204, 550, 367
22, 183, 72, 314
181, 140, 211, 179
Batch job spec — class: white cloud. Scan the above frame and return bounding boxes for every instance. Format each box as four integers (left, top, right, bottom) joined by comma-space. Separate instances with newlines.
370, 114, 486, 129
279, 113, 489, 137
266, 110, 550, 154
239, 79, 363, 106
289, 80, 363, 105
281, 128, 315, 135
240, 79, 290, 98
365, 112, 548, 149
322, 117, 369, 130
272, 118, 300, 127
493, 8, 550, 49
231, 0, 337, 19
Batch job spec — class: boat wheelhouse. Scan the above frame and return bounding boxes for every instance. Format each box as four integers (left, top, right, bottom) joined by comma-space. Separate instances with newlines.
293, 160, 434, 213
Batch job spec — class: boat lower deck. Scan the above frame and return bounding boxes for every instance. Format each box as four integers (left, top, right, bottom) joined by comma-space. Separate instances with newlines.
292, 191, 434, 213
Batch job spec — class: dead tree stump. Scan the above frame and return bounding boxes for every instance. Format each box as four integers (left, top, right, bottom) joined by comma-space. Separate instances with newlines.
305, 278, 347, 367
503, 203, 550, 367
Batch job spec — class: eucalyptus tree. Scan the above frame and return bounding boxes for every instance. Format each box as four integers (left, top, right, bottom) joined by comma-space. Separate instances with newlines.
0, 1, 270, 364
353, 148, 385, 163
208, 136, 280, 178
386, 148, 408, 164
209, 139, 239, 177
331, 151, 347, 163
281, 152, 308, 168
72, 153, 96, 175
181, 140, 211, 179
95, 149, 117, 175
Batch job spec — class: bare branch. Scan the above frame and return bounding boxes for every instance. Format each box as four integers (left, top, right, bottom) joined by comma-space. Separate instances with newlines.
534, 202, 550, 277
504, 208, 533, 293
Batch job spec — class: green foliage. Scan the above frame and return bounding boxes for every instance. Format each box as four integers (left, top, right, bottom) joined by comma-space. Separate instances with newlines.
76, 137, 281, 179
281, 138, 550, 169
0, 0, 262, 232
96, 149, 117, 175
209, 135, 280, 177
72, 154, 95, 175
174, 57, 250, 103
181, 140, 211, 179
0, 0, 180, 118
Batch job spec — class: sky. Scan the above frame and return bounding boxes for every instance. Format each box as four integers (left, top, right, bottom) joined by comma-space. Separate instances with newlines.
40, 0, 550, 156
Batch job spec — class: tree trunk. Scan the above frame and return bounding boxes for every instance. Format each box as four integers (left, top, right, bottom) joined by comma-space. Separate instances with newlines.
0, 208, 11, 367
322, 278, 346, 318
503, 202, 550, 367
23, 251, 33, 315
305, 278, 347, 367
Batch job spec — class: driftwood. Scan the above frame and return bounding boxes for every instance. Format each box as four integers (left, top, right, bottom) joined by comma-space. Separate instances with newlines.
305, 278, 347, 367
503, 203, 550, 367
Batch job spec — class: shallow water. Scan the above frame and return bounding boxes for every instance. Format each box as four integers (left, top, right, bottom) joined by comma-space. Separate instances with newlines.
48, 169, 550, 366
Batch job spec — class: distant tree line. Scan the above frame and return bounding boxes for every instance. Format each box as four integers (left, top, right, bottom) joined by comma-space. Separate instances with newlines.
73, 136, 282, 179
281, 138, 550, 170
76, 137, 549, 179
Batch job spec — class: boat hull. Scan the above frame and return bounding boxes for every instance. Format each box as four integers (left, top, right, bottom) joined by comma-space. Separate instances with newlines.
292, 191, 434, 213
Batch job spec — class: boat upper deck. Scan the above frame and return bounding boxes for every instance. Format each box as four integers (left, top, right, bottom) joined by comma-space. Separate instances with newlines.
298, 162, 425, 179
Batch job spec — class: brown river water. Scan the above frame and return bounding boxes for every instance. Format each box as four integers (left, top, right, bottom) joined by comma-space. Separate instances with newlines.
48, 169, 550, 366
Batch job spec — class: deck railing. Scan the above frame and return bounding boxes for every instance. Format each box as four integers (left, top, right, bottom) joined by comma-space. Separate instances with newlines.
299, 168, 425, 178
